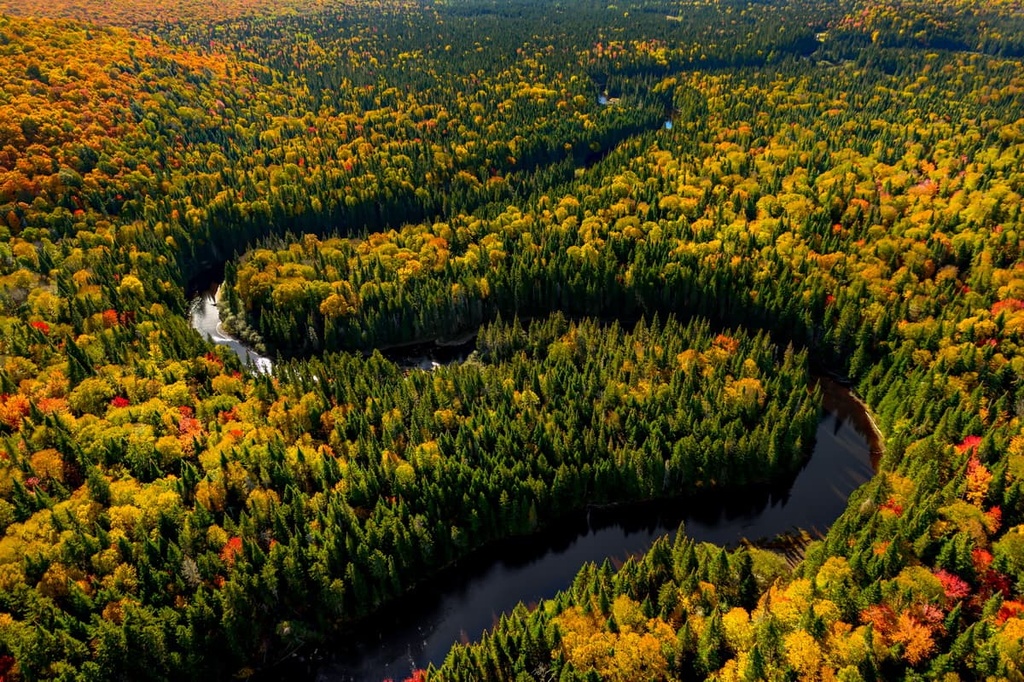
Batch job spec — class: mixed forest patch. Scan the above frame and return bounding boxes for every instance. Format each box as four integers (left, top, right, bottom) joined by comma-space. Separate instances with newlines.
0, 0, 1023, 680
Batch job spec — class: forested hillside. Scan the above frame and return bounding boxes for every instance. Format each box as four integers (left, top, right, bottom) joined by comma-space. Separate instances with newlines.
0, 0, 1023, 680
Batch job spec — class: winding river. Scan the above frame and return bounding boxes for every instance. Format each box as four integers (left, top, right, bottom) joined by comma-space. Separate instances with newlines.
189, 288, 879, 682
190, 286, 274, 373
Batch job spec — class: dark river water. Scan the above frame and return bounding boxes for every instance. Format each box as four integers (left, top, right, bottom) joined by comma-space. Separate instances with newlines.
189, 289, 879, 682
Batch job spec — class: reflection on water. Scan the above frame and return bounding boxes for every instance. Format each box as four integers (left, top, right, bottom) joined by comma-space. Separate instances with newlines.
186, 288, 877, 682
313, 387, 875, 682
190, 287, 274, 374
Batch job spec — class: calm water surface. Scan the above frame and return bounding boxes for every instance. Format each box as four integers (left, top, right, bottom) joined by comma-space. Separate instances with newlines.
313, 383, 875, 681
187, 291, 877, 682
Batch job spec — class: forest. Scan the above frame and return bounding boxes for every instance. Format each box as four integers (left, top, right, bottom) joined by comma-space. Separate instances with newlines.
0, 0, 1023, 680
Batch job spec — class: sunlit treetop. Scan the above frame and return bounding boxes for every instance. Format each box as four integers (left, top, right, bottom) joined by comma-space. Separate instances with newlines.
0, 0, 423, 27
830, 0, 1024, 53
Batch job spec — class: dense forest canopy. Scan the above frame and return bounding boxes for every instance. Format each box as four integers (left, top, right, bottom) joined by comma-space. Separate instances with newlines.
0, 0, 1023, 680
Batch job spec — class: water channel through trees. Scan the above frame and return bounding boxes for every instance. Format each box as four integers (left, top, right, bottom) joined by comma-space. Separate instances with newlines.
189, 285, 879, 682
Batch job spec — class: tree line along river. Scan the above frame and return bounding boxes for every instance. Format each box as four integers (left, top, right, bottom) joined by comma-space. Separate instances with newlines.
189, 284, 879, 681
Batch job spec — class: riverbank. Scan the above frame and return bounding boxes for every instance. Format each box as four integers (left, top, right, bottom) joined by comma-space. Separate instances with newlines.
189, 283, 879, 682
302, 400, 874, 681
816, 376, 885, 466
190, 286, 274, 373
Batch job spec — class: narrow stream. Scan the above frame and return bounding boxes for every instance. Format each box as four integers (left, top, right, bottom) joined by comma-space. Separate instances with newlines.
188, 287, 878, 682
190, 286, 274, 373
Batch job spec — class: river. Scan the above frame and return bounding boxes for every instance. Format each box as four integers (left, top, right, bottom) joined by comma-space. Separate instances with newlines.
188, 288, 878, 682
190, 285, 274, 373
313, 384, 874, 681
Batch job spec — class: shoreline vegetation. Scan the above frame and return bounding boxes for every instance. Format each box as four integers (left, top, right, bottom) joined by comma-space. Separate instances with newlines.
0, 1, 1023, 681
191, 279, 877, 677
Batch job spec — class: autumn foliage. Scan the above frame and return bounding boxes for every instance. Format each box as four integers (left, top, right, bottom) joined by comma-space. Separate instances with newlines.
0, 0, 1023, 680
